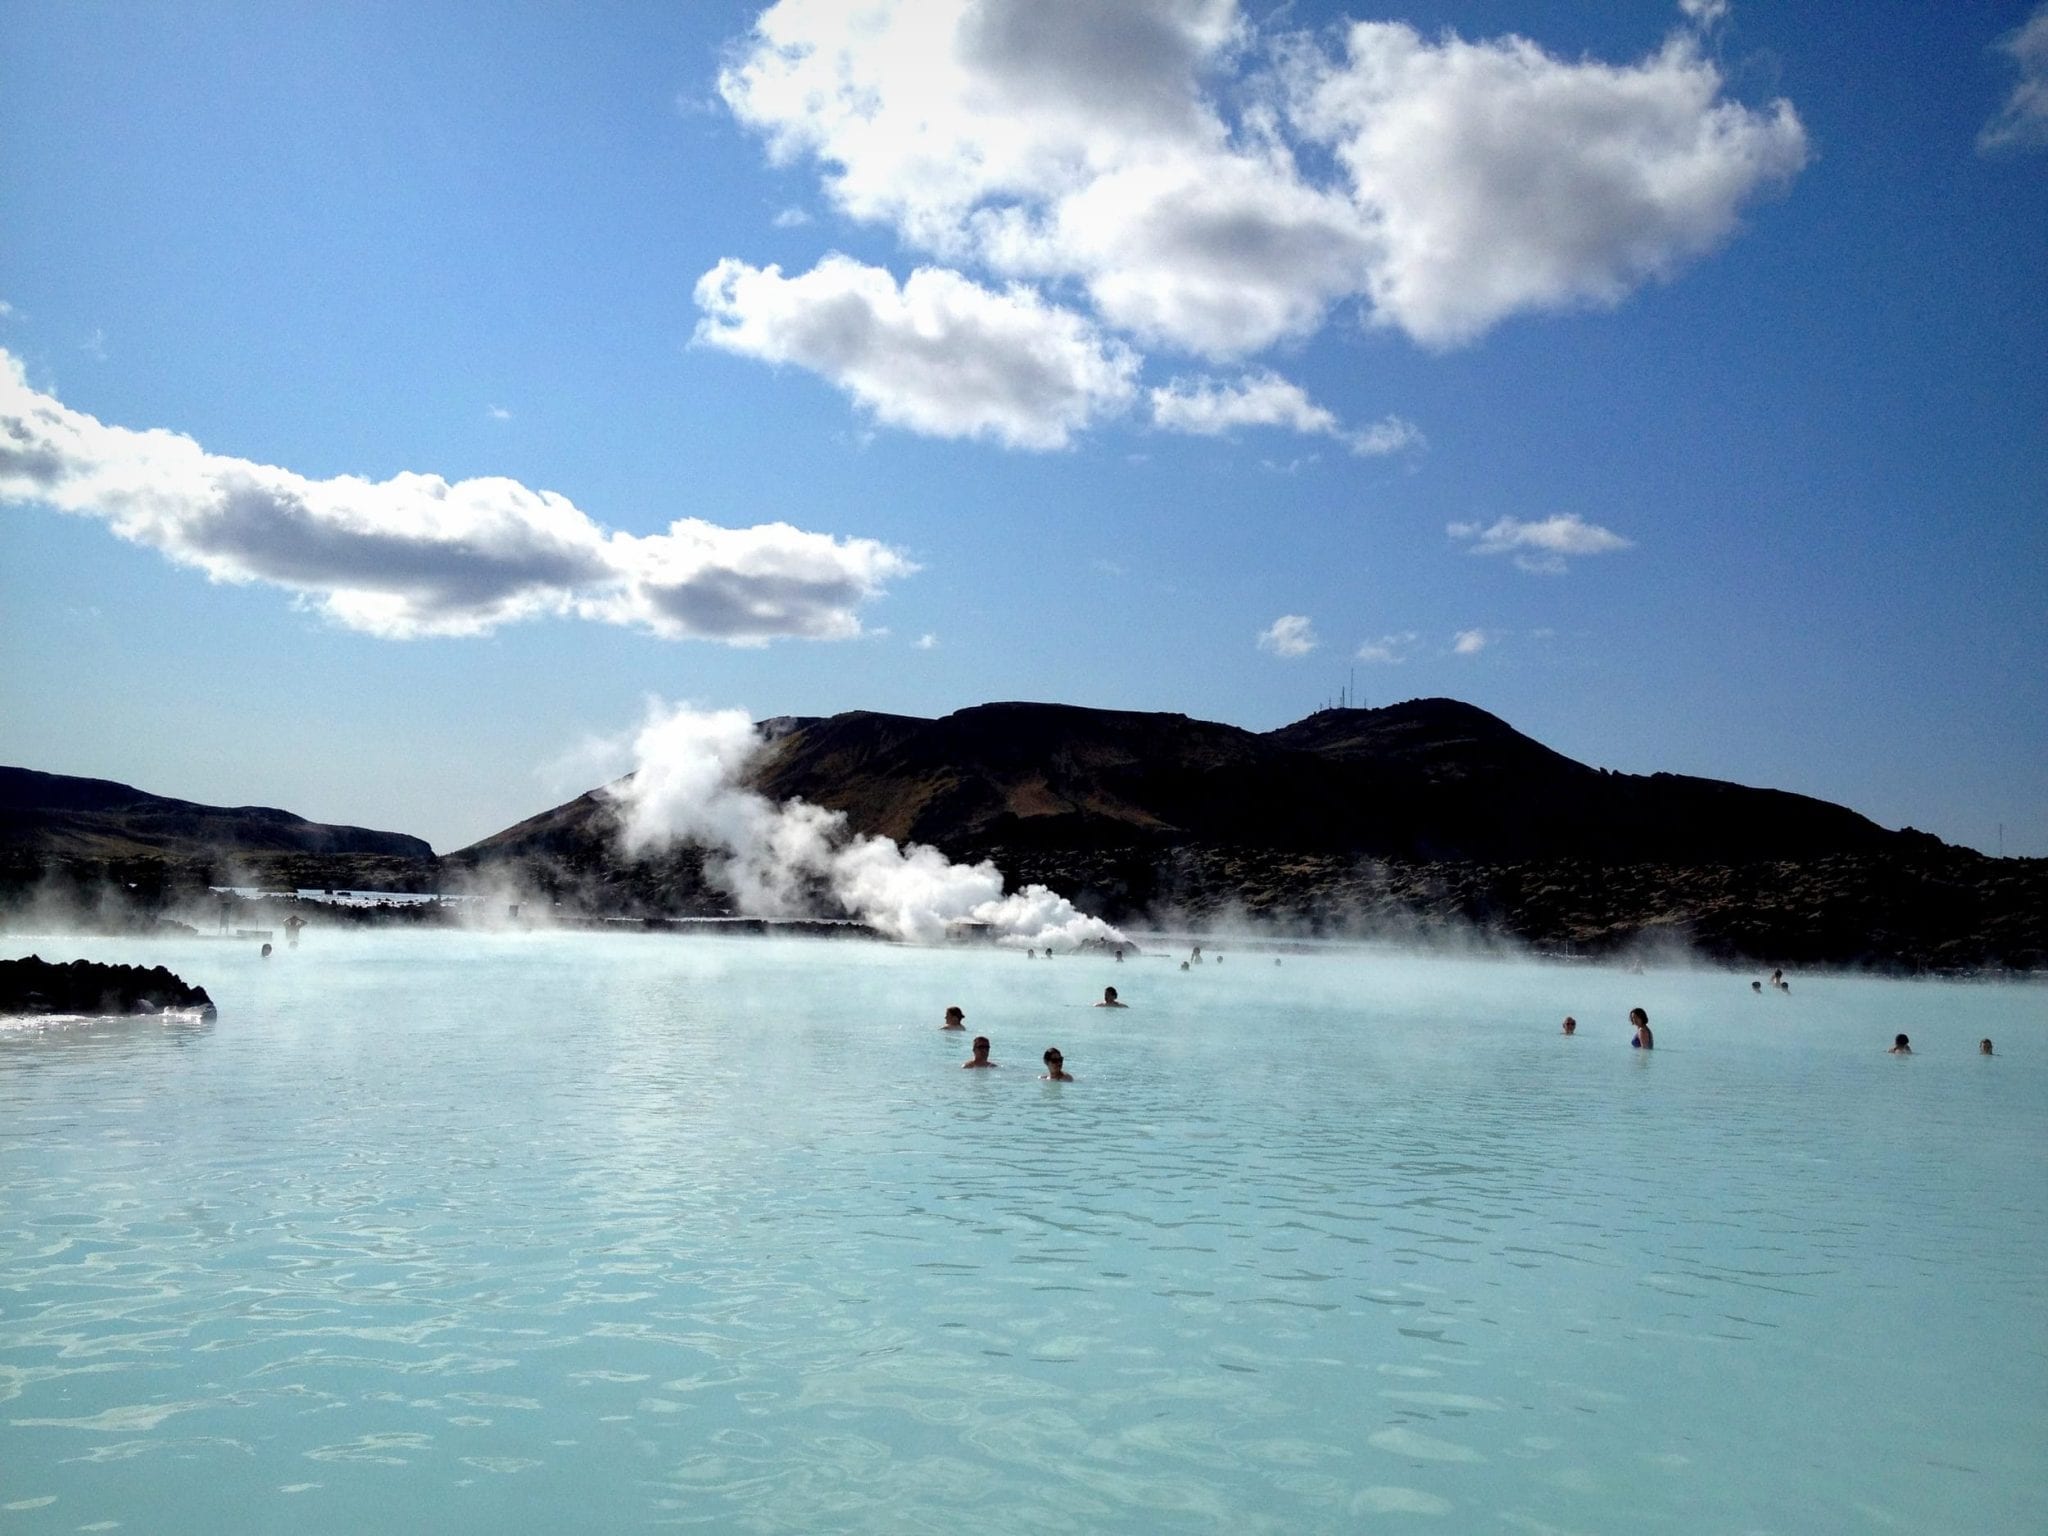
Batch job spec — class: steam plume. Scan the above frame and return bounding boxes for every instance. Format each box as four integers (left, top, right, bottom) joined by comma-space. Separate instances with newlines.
610, 704, 1124, 949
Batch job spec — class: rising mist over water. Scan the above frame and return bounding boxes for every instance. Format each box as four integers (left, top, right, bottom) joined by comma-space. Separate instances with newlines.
608, 702, 1125, 949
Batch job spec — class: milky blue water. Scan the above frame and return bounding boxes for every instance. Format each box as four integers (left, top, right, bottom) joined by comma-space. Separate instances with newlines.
2, 931, 2043, 1533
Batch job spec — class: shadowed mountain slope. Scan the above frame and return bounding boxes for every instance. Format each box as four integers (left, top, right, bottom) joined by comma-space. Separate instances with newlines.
0, 766, 432, 861
464, 698, 1921, 868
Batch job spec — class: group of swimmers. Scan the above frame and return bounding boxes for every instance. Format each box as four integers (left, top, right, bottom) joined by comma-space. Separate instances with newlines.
1888, 1034, 1995, 1056
1557, 1008, 1655, 1047
943, 1004, 1075, 1080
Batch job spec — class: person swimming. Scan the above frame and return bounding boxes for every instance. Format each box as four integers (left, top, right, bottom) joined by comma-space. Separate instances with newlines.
1888, 1033, 1911, 1054
963, 1035, 996, 1069
260, 942, 273, 959
1097, 986, 1128, 1008
1751, 980, 1763, 994
1629, 1007, 1653, 1049
1041, 1047, 1073, 1081
1980, 1038, 1995, 1055
941, 1005, 966, 1031
1562, 1016, 1577, 1036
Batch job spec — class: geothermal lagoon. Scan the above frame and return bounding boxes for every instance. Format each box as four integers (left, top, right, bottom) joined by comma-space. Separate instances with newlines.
2, 930, 2042, 1533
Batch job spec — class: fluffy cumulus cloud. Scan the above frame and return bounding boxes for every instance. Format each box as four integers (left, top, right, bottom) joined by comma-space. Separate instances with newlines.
1149, 369, 1419, 456
1980, 6, 2048, 153
0, 350, 911, 641
708, 0, 1808, 420
1294, 22, 1807, 346
1256, 613, 1318, 657
694, 255, 1138, 449
1451, 627, 1490, 655
1448, 513, 1633, 574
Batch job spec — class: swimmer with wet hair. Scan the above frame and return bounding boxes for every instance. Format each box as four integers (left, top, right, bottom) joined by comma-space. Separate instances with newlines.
1629, 1008, 1653, 1050
1096, 986, 1127, 1008
963, 1036, 996, 1069
1980, 1038, 1994, 1055
942, 1006, 966, 1030
1041, 1047, 1073, 1081
1562, 1016, 1577, 1036
1888, 1034, 1911, 1055
261, 943, 273, 958
1751, 980, 1763, 994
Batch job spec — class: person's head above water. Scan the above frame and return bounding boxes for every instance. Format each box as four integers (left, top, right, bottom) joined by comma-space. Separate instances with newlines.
1980, 1038, 1994, 1055
964, 1035, 994, 1068
942, 1005, 966, 1030
1751, 980, 1763, 993
1562, 1016, 1577, 1035
1890, 1033, 1911, 1053
1042, 1047, 1072, 1080
1097, 986, 1126, 1007
1629, 1008, 1648, 1027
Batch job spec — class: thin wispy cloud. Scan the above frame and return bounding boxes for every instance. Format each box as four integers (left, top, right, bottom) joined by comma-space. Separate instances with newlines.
706, 0, 1806, 454
487, 404, 512, 421
1149, 369, 1420, 457
1452, 628, 1490, 655
915, 632, 939, 650
1357, 630, 1417, 663
1980, 5, 2048, 153
0, 349, 913, 643
1257, 613, 1319, 658
1448, 513, 1633, 573
694, 254, 1138, 450
772, 205, 812, 228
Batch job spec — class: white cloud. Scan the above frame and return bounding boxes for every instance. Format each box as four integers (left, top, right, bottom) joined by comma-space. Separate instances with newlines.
1678, 0, 1729, 25
717, 1, 1807, 362
1294, 24, 1807, 346
915, 632, 939, 649
1257, 613, 1318, 657
693, 254, 1138, 449
1356, 629, 1416, 663
772, 205, 813, 228
1980, 6, 2048, 153
0, 300, 14, 319
0, 349, 912, 642
1451, 627, 1489, 655
1448, 513, 1633, 573
1149, 368, 1421, 456
83, 328, 108, 360
487, 404, 512, 421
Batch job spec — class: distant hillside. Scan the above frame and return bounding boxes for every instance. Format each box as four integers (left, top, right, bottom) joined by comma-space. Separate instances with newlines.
464, 698, 1919, 869
0, 766, 433, 861
442, 698, 2048, 972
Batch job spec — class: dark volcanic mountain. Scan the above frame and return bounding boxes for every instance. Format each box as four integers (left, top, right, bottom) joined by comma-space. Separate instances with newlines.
811, 699, 1910, 860
453, 698, 2045, 972
468, 698, 1915, 867
0, 766, 432, 861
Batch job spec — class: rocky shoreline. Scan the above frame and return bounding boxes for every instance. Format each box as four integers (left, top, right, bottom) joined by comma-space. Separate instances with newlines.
1, 954, 217, 1017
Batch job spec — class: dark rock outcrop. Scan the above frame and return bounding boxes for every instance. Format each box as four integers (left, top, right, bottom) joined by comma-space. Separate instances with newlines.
0, 954, 216, 1016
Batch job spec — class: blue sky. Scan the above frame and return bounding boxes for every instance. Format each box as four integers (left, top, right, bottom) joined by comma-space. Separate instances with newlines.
2, 0, 2043, 856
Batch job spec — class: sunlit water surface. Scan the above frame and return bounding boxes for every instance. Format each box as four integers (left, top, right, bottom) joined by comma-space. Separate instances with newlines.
2, 931, 2043, 1533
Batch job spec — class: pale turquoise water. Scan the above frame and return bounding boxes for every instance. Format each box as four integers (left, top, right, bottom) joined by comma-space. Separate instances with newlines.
2, 931, 2043, 1533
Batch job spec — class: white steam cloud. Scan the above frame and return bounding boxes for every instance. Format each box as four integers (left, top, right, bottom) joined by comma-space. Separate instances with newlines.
0, 349, 912, 641
610, 703, 1125, 949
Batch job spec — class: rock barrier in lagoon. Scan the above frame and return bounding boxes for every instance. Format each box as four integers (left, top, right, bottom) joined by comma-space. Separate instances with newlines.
0, 954, 217, 1018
